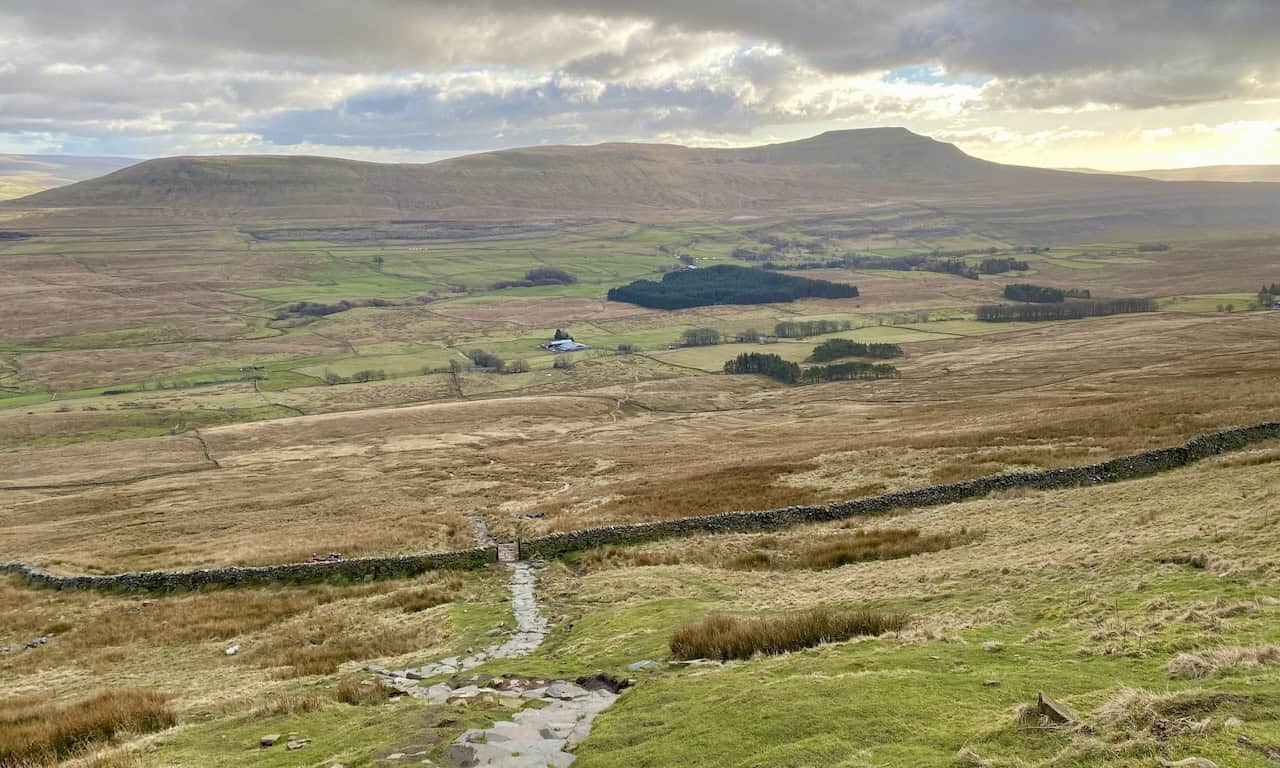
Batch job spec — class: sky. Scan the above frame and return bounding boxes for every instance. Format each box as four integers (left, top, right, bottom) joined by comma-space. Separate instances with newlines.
1, 1, 1278, 171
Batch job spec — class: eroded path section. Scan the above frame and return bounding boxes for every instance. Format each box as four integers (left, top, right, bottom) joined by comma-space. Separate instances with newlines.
368, 561, 619, 767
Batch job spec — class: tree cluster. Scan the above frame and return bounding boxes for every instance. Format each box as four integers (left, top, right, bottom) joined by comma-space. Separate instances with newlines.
274, 297, 395, 321
979, 257, 1030, 274
682, 327, 723, 346
773, 319, 851, 338
322, 368, 386, 385
762, 253, 978, 279
607, 264, 857, 309
1259, 283, 1280, 307
491, 266, 578, 290
1004, 284, 1064, 303
800, 361, 900, 383
723, 352, 899, 385
976, 297, 1157, 322
723, 352, 801, 384
809, 338, 903, 362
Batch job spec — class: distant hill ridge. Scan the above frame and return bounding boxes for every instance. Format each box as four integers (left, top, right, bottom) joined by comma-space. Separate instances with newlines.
0, 154, 136, 200
9, 128, 1280, 231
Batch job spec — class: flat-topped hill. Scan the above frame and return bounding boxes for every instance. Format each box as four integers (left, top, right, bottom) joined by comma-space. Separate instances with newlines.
9, 128, 1280, 239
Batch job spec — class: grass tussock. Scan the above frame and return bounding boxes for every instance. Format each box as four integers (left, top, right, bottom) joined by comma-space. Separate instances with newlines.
0, 690, 175, 768
336, 676, 393, 706
569, 527, 976, 575
381, 574, 463, 613
244, 613, 441, 678
1168, 645, 1280, 679
251, 691, 327, 717
794, 527, 978, 570
669, 606, 908, 661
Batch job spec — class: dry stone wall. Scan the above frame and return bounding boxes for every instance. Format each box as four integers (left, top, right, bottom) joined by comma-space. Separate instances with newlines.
0, 547, 495, 593
3, 421, 1276, 592
518, 421, 1280, 560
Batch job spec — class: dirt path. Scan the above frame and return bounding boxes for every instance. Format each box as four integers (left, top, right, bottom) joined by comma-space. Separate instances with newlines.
368, 560, 620, 767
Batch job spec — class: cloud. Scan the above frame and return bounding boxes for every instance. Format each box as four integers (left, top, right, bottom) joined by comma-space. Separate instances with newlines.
0, 2, 1276, 165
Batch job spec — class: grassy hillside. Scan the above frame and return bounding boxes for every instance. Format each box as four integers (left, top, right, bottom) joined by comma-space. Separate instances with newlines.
13, 130, 1280, 241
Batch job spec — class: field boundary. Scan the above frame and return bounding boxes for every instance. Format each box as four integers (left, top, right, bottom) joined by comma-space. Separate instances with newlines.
3, 421, 1277, 592
517, 421, 1280, 559
0, 547, 496, 592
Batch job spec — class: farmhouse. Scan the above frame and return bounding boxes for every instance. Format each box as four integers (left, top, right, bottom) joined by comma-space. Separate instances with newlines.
542, 339, 590, 352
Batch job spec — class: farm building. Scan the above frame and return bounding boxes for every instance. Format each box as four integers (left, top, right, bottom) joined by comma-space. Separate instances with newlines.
542, 339, 590, 352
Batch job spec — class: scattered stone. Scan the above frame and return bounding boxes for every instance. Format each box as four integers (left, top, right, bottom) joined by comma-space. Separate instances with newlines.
485, 628, 503, 636
1158, 759, 1218, 768
1036, 692, 1076, 724
628, 660, 662, 672
983, 680, 1001, 687
225, 644, 240, 656
286, 739, 309, 751
982, 641, 1004, 653
260, 734, 280, 748
544, 682, 589, 700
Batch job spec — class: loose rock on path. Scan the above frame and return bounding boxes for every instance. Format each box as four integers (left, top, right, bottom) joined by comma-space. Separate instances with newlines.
368, 560, 622, 766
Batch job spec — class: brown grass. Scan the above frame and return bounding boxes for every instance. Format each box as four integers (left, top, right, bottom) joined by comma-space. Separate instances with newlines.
381, 574, 463, 612
243, 611, 442, 678
1168, 645, 1280, 678
0, 690, 174, 768
250, 691, 327, 716
669, 606, 908, 661
794, 527, 978, 570
336, 676, 393, 706
543, 461, 827, 527
570, 528, 975, 574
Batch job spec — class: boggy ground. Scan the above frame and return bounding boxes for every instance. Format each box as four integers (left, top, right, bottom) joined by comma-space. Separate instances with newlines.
2, 311, 1278, 573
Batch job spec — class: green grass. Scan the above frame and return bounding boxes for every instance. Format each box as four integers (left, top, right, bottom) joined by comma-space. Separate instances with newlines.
562, 570, 1280, 767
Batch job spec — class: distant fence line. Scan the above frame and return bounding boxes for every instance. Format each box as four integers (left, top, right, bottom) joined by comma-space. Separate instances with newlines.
3, 421, 1277, 593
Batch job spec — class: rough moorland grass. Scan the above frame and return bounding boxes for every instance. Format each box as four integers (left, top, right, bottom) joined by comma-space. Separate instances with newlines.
0, 690, 175, 768
1168, 645, 1280, 679
335, 675, 394, 706
793, 527, 978, 570
669, 606, 908, 661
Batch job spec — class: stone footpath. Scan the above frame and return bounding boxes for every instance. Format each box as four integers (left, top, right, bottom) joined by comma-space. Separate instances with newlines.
368, 561, 620, 767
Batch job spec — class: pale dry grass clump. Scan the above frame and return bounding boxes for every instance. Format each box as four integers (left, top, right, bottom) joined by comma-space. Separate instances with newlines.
243, 607, 444, 678
669, 606, 908, 661
0, 690, 174, 768
380, 573, 464, 612
335, 676, 393, 706
1095, 686, 1182, 732
250, 690, 327, 717
570, 527, 976, 575
1168, 645, 1280, 678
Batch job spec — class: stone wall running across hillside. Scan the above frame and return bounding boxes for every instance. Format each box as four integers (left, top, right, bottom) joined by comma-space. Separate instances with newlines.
517, 421, 1280, 560
0, 547, 496, 592
2, 422, 1277, 592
